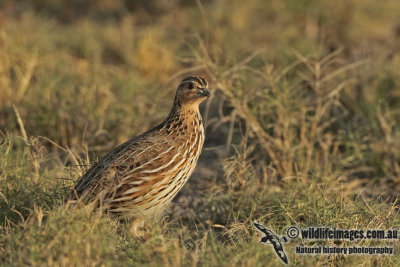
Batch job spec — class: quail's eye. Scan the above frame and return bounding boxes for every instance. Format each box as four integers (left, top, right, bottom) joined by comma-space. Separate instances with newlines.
188, 83, 194, 90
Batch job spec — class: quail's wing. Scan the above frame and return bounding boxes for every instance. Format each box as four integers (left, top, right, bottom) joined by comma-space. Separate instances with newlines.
72, 133, 175, 203
110, 137, 180, 201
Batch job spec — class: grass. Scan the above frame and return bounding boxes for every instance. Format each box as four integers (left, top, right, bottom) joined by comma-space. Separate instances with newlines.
1, 0, 400, 266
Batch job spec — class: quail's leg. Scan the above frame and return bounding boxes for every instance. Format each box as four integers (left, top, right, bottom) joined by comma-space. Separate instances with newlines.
130, 219, 151, 241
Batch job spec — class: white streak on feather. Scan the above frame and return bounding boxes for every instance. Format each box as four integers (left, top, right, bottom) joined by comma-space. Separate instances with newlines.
109, 196, 134, 202
129, 180, 145, 185
141, 152, 180, 174
122, 187, 142, 195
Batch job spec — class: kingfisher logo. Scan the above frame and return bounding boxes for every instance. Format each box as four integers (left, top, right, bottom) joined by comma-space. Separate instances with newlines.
253, 222, 289, 264
253, 222, 397, 264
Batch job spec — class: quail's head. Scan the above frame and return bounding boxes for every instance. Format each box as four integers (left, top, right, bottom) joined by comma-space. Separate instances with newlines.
175, 76, 210, 106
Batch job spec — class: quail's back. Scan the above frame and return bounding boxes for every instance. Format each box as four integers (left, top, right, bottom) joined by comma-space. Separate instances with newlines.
71, 76, 210, 223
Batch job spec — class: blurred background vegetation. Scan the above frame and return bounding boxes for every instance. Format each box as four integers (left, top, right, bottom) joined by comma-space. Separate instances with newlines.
1, 0, 400, 266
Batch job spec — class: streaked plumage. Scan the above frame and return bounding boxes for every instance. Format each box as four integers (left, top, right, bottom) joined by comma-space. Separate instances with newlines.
70, 76, 210, 230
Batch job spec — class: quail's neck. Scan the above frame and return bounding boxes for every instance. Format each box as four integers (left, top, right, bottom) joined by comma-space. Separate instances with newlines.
160, 103, 202, 135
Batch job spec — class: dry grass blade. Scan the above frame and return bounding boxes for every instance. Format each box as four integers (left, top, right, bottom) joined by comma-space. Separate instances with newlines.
17, 51, 38, 99
320, 60, 367, 84
12, 104, 28, 144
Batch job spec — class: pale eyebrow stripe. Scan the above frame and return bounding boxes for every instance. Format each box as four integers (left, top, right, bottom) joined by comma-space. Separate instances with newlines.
180, 76, 207, 87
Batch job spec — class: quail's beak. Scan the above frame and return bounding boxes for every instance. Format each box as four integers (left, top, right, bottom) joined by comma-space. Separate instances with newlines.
197, 88, 210, 97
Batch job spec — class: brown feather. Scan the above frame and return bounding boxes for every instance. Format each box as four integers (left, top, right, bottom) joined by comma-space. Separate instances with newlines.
70, 76, 209, 223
